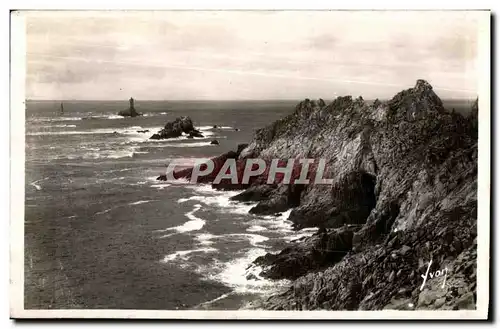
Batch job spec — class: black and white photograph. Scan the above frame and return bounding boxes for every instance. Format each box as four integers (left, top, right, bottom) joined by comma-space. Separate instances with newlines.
9, 9, 490, 319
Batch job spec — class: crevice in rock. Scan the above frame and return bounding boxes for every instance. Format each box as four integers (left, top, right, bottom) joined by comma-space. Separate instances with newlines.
287, 184, 306, 207
376, 201, 400, 237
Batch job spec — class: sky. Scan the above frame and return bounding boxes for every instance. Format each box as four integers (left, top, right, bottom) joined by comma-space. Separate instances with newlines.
25, 11, 482, 100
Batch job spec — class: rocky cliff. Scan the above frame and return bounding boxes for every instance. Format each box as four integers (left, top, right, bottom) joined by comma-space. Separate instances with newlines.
162, 80, 478, 310
244, 80, 478, 311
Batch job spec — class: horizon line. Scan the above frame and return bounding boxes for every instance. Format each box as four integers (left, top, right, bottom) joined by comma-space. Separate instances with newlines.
25, 97, 478, 102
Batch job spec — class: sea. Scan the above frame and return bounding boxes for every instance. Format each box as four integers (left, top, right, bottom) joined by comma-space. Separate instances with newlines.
23, 98, 473, 310
24, 100, 319, 310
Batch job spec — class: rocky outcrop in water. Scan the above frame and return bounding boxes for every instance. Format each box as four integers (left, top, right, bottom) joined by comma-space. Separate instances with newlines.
158, 80, 478, 310
150, 116, 204, 140
118, 97, 142, 117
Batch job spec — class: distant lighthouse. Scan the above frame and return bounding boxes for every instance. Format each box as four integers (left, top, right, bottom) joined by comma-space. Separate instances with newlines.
117, 96, 142, 117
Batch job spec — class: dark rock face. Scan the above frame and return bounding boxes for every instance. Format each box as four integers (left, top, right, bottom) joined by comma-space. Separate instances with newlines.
237, 80, 477, 311
150, 116, 203, 140
230, 184, 276, 202
254, 225, 358, 280
236, 143, 249, 155
189, 130, 204, 138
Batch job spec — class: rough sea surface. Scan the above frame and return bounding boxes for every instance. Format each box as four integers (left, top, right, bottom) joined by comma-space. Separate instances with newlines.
24, 100, 317, 310
24, 99, 473, 310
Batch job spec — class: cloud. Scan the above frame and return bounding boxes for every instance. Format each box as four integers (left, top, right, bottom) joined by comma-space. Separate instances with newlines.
24, 11, 482, 100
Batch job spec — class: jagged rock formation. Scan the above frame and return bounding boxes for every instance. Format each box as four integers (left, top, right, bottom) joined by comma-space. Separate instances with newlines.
253, 225, 359, 280
242, 79, 478, 310
150, 116, 204, 140
158, 80, 478, 310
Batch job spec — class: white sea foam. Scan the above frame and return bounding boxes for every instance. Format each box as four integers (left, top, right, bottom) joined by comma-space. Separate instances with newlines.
193, 232, 268, 248
226, 233, 269, 247
208, 248, 290, 294
65, 147, 138, 160
162, 247, 217, 263
178, 192, 255, 216
143, 112, 167, 117
161, 204, 205, 233
246, 225, 268, 232
28, 130, 103, 136
94, 208, 114, 216
29, 177, 49, 191
49, 124, 77, 128
195, 233, 218, 246
129, 200, 157, 206
149, 175, 189, 190
106, 115, 124, 119
150, 184, 170, 190
27, 126, 159, 137
29, 117, 82, 122
30, 182, 41, 191
197, 293, 233, 308
106, 150, 135, 159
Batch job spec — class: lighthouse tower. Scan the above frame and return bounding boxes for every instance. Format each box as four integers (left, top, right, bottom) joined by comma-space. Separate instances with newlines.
129, 97, 135, 110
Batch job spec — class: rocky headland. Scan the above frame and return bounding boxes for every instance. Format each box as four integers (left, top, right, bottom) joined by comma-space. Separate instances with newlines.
159, 80, 478, 310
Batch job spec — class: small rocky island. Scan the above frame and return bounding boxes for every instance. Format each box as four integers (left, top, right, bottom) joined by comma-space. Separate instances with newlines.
118, 97, 142, 117
150, 116, 204, 140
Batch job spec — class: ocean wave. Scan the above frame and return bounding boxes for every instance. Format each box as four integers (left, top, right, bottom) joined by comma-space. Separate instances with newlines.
143, 112, 167, 117
149, 175, 190, 189
198, 125, 235, 131
63, 147, 138, 160
29, 177, 50, 191
283, 228, 318, 242
194, 232, 268, 248
106, 151, 135, 159
226, 233, 269, 247
27, 126, 160, 137
195, 233, 218, 246
28, 114, 126, 122
41, 124, 78, 128
245, 209, 317, 240
28, 117, 83, 122
159, 204, 205, 233
150, 184, 171, 190
246, 225, 268, 232
178, 192, 255, 216
105, 115, 124, 120
162, 247, 217, 263
207, 248, 290, 295
129, 200, 157, 206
